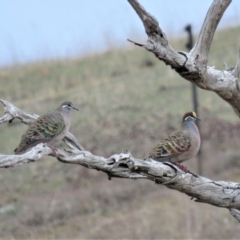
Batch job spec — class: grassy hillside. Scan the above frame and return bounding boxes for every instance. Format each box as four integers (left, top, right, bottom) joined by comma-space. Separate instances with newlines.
0, 25, 240, 238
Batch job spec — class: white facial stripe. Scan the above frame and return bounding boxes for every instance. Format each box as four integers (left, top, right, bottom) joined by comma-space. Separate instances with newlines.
63, 104, 71, 109
185, 116, 194, 120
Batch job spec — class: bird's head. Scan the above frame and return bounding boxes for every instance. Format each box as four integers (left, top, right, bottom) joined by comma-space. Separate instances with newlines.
182, 111, 200, 122
59, 101, 79, 112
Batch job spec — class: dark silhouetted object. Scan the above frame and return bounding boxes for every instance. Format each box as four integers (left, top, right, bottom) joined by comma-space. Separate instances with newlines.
184, 24, 203, 175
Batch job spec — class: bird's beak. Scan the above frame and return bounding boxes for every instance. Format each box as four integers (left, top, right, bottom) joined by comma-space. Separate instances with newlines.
72, 106, 79, 111
195, 117, 201, 121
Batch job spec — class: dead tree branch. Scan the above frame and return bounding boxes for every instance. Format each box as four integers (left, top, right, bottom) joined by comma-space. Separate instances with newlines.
127, 0, 240, 117
0, 100, 240, 222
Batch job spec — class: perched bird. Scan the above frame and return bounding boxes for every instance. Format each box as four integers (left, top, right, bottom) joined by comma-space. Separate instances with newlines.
14, 101, 78, 154
144, 112, 201, 169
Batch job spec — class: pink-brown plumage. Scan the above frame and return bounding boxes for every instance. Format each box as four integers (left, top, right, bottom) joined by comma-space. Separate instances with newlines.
144, 112, 201, 164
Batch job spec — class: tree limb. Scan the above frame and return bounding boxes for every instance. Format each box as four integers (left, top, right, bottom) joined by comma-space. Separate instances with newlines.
127, 0, 240, 117
233, 49, 240, 79
191, 0, 232, 66
0, 100, 240, 222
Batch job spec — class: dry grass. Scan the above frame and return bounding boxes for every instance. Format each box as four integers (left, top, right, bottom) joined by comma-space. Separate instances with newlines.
0, 26, 240, 239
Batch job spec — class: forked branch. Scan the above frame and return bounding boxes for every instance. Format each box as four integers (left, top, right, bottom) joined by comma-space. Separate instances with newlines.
191, 0, 232, 66
0, 100, 240, 222
127, 0, 240, 117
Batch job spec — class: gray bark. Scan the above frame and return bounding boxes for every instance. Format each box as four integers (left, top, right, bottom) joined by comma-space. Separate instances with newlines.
0, 0, 240, 223
0, 99, 240, 222
128, 0, 240, 117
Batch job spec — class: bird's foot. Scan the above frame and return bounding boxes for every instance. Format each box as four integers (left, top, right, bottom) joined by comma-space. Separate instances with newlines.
174, 163, 198, 177
175, 162, 187, 172
47, 144, 57, 153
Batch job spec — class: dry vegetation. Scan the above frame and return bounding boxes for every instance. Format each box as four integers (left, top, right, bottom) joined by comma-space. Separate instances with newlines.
0, 26, 240, 239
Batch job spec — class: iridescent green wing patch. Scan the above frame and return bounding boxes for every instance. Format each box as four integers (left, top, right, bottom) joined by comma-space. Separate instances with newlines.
36, 112, 65, 139
14, 111, 65, 153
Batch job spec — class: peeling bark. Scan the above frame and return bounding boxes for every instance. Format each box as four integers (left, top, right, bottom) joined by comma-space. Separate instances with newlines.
0, 100, 240, 222
127, 0, 240, 117
0, 0, 239, 224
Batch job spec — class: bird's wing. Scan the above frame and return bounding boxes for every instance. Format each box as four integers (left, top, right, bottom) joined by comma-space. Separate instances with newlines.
145, 130, 191, 161
32, 112, 65, 140
14, 111, 65, 153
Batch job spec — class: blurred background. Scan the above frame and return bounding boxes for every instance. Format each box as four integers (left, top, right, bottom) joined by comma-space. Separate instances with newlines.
0, 0, 240, 239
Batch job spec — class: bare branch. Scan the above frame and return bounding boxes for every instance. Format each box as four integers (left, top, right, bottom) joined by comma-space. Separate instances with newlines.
127, 0, 240, 118
0, 143, 52, 167
8, 145, 240, 209
127, 0, 187, 70
230, 208, 240, 222
0, 99, 38, 124
1, 140, 240, 214
1, 100, 240, 222
192, 0, 232, 66
233, 49, 240, 78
